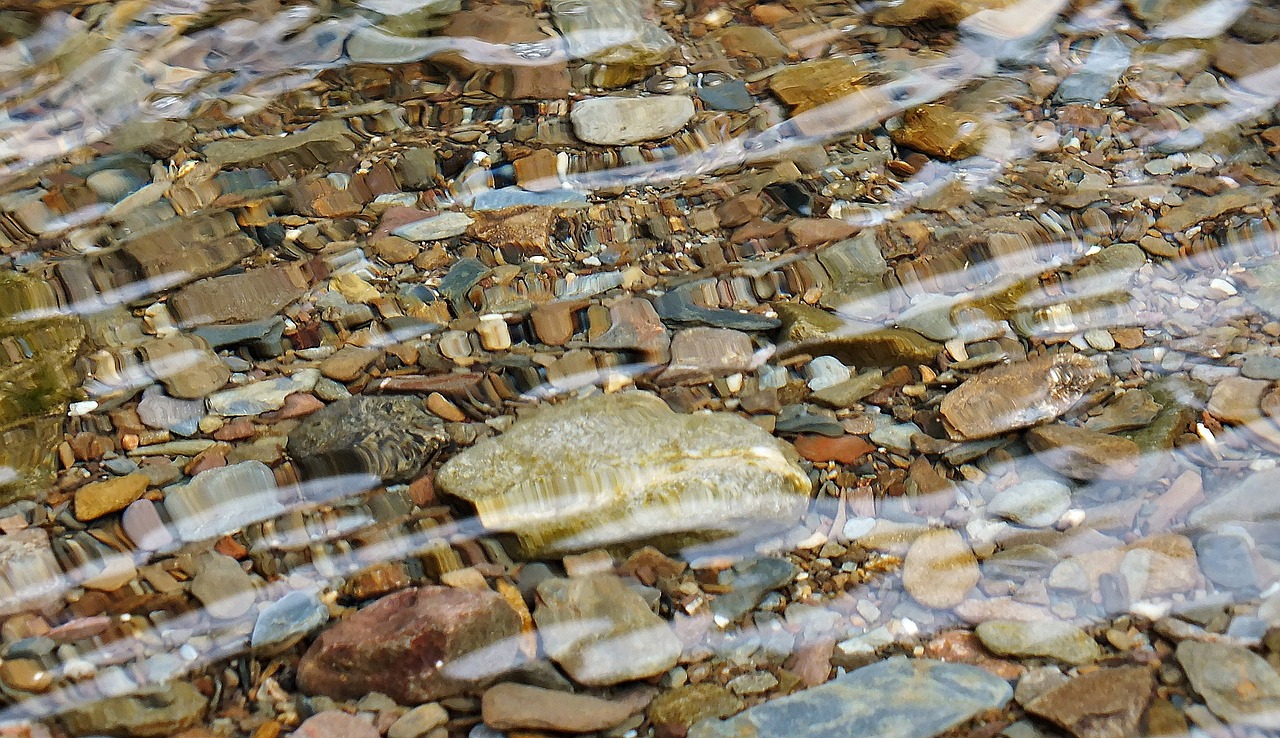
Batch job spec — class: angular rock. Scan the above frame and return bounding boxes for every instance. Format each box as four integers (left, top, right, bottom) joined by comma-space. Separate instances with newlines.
903, 528, 980, 609
689, 657, 1012, 738
570, 96, 695, 146
165, 461, 283, 543
769, 58, 870, 113
298, 586, 521, 703
61, 683, 209, 737
388, 703, 449, 738
709, 558, 799, 626
137, 386, 203, 436
976, 620, 1101, 665
1177, 641, 1280, 728
1054, 35, 1134, 104
1207, 376, 1268, 425
436, 391, 810, 556
892, 104, 987, 160
534, 574, 681, 686
75, 473, 149, 521
483, 683, 636, 733
1024, 666, 1153, 738
1025, 425, 1141, 480
940, 354, 1104, 440
0, 528, 63, 616
287, 395, 448, 483
138, 334, 230, 399
650, 684, 744, 735
1084, 389, 1161, 434
171, 261, 321, 327
659, 328, 755, 384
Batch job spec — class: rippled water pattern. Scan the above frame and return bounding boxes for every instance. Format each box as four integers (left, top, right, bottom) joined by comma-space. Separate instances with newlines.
0, 0, 1278, 735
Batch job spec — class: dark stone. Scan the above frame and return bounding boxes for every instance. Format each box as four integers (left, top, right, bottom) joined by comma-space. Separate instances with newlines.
287, 395, 448, 483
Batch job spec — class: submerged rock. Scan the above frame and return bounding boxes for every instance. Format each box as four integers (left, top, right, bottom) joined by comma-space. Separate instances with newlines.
297, 586, 521, 703
940, 353, 1104, 440
1024, 666, 1154, 738
288, 395, 448, 483
61, 683, 209, 737
436, 391, 810, 556
1177, 641, 1280, 727
688, 657, 1012, 738
570, 96, 696, 145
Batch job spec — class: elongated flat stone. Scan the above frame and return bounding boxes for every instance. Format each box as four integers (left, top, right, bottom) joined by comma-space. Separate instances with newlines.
164, 461, 283, 543
570, 96, 695, 146
689, 657, 1012, 738
208, 368, 320, 416
940, 353, 1105, 439
437, 391, 810, 556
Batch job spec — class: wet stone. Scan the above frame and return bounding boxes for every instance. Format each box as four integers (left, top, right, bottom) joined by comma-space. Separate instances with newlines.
1054, 35, 1134, 104
294, 711, 379, 738
483, 683, 636, 733
122, 498, 172, 551
697, 77, 753, 111
650, 684, 744, 736
891, 105, 988, 161
659, 327, 754, 384
207, 368, 320, 416
940, 354, 1104, 440
75, 473, 148, 521
1177, 641, 1280, 728
975, 620, 1101, 665
689, 657, 1012, 738
137, 386, 203, 436
0, 529, 62, 616
1195, 533, 1259, 590
710, 558, 800, 626
297, 586, 521, 703
986, 479, 1071, 528
61, 682, 209, 738
776, 303, 941, 367
190, 552, 256, 620
903, 528, 980, 609
388, 703, 449, 738
1242, 355, 1280, 380
1024, 666, 1153, 738
1025, 425, 1141, 480
570, 96, 696, 146
165, 461, 283, 543
1207, 376, 1267, 425
287, 395, 447, 483
393, 211, 473, 241
252, 590, 329, 653
1083, 389, 1161, 434
437, 391, 810, 556
535, 573, 681, 686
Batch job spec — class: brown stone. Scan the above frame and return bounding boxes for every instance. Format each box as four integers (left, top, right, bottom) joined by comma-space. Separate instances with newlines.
769, 58, 870, 113
891, 104, 988, 161
514, 149, 559, 191
787, 218, 858, 248
658, 327, 753, 384
467, 206, 560, 256
370, 236, 419, 264
792, 435, 874, 464
294, 711, 379, 738
1207, 376, 1268, 424
1025, 424, 1141, 480
649, 684, 744, 738
320, 346, 382, 383
1025, 666, 1154, 738
939, 353, 1103, 440
74, 473, 148, 521
297, 586, 521, 703
482, 683, 636, 733
902, 528, 980, 609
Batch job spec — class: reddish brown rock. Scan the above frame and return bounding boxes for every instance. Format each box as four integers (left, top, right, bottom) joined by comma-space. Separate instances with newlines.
793, 435, 874, 464
482, 683, 638, 733
294, 711, 379, 738
297, 586, 521, 704
1025, 666, 1155, 738
1025, 424, 1140, 480
787, 218, 858, 248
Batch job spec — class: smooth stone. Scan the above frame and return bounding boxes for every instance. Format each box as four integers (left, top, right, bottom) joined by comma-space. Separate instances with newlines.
869, 419, 920, 455
207, 368, 320, 416
1195, 533, 1259, 590
1054, 35, 1134, 103
535, 574, 682, 686
436, 391, 810, 556
136, 386, 203, 436
710, 558, 800, 626
472, 188, 588, 210
902, 528, 980, 609
287, 395, 448, 483
939, 354, 1104, 440
986, 480, 1071, 527
976, 620, 1101, 665
60, 683, 209, 737
1025, 424, 1141, 480
1025, 666, 1154, 738
252, 591, 329, 652
294, 711, 380, 738
389, 703, 449, 738
1242, 355, 1280, 380
190, 553, 256, 620
688, 657, 1012, 738
806, 356, 852, 391
570, 96, 695, 146
1083, 389, 1161, 434
1189, 468, 1280, 528
122, 498, 172, 551
0, 657, 51, 692
482, 683, 636, 733
297, 586, 521, 703
1177, 641, 1280, 728
393, 211, 474, 240
1207, 376, 1268, 424
74, 473, 148, 521
165, 461, 283, 543
775, 303, 941, 367
697, 78, 754, 111
649, 684, 744, 733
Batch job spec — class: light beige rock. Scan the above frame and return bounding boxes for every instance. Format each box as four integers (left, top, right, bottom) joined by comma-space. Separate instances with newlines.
75, 474, 149, 521
902, 528, 980, 609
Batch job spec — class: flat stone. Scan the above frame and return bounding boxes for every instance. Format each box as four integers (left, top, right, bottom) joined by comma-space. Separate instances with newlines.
649, 684, 744, 734
393, 211, 474, 241
1083, 389, 1161, 434
891, 104, 988, 160
775, 303, 941, 366
1242, 355, 1280, 380
659, 327, 754, 383
986, 480, 1071, 527
320, 346, 381, 382
483, 683, 636, 733
535, 573, 681, 686
709, 557, 800, 626
1177, 641, 1280, 728
697, 78, 753, 111
976, 620, 1101, 665
138, 334, 230, 399
287, 395, 448, 483
294, 711, 379, 738
252, 590, 329, 654
298, 586, 521, 703
1025, 666, 1153, 738
436, 391, 810, 556
165, 461, 283, 543
207, 368, 320, 416
549, 0, 674, 66
1025, 424, 1141, 480
1207, 376, 1268, 424
570, 96, 695, 146
0, 529, 63, 616
940, 354, 1104, 440
61, 683, 209, 737
75, 473, 148, 521
1195, 533, 1258, 590
472, 188, 588, 210
1054, 35, 1134, 104
190, 552, 256, 620
902, 528, 980, 609
689, 657, 1012, 738
793, 435, 874, 464
137, 386, 203, 436
122, 498, 172, 551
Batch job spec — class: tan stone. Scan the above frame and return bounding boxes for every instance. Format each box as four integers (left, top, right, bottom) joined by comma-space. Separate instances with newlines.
902, 528, 979, 609
75, 474, 149, 521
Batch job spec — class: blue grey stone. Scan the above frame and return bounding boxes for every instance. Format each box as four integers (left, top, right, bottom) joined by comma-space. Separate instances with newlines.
252, 591, 329, 652
655, 285, 781, 331
697, 78, 753, 111
710, 558, 800, 626
689, 657, 1012, 738
1054, 35, 1134, 104
472, 187, 588, 210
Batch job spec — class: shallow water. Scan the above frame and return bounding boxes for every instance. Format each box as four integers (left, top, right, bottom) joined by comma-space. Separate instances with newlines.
1, 0, 1280, 736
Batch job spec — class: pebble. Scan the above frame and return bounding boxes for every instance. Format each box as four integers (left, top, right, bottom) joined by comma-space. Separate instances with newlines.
482, 683, 637, 733
1177, 641, 1280, 728
122, 498, 173, 551
1025, 666, 1153, 738
137, 386, 203, 436
986, 480, 1071, 527
1195, 532, 1259, 590
1207, 376, 1268, 424
569, 95, 696, 145
940, 354, 1103, 440
207, 368, 321, 416
689, 657, 1011, 738
975, 620, 1101, 665
902, 529, 980, 609
251, 590, 329, 652
1024, 424, 1141, 480
1242, 355, 1280, 380
710, 558, 799, 626
294, 711, 380, 738
648, 684, 744, 735
60, 683, 209, 737
392, 211, 473, 240
297, 586, 521, 703
165, 461, 284, 543
793, 434, 874, 464
190, 552, 257, 620
388, 703, 449, 738
535, 573, 682, 686
74, 473, 148, 521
